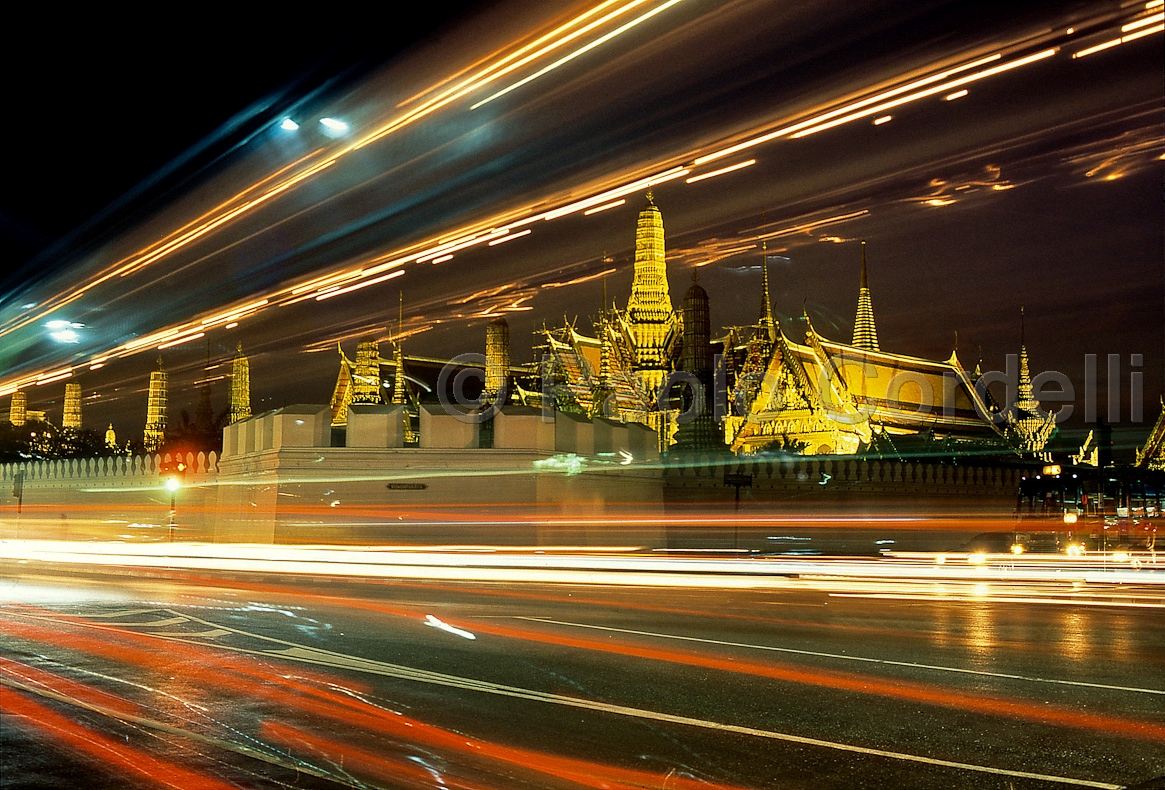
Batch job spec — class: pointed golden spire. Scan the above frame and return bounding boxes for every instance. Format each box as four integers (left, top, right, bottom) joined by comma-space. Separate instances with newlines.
759, 240, 776, 342
626, 191, 677, 394
852, 240, 880, 351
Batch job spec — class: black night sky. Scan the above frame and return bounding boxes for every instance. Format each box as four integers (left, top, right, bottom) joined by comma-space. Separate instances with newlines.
1, 0, 1162, 449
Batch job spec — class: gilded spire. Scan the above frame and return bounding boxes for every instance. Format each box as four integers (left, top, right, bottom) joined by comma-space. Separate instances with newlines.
852, 241, 880, 351
1006, 306, 1055, 454
391, 341, 407, 405
626, 192, 678, 394
351, 337, 382, 404
230, 342, 252, 424
759, 241, 776, 342
105, 423, 117, 450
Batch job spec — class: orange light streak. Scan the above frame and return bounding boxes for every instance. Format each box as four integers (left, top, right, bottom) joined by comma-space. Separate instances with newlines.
315, 268, 405, 301
791, 49, 1057, 138
0, 656, 142, 718
453, 618, 1165, 743
583, 198, 626, 214
0, 686, 239, 790
694, 53, 1003, 164
488, 228, 532, 245
471, 0, 687, 109
157, 331, 205, 350
1123, 11, 1164, 32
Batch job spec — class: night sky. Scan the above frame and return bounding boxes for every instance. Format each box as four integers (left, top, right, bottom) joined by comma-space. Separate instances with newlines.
1, 0, 1161, 448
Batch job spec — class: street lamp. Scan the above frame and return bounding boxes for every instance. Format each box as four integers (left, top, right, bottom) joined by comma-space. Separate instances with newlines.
161, 460, 186, 541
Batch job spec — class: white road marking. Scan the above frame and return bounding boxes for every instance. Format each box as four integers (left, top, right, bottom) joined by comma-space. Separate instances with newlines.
424, 614, 476, 640
515, 617, 1165, 696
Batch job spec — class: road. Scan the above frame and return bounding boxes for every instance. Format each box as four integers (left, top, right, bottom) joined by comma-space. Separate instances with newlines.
1, 550, 1163, 789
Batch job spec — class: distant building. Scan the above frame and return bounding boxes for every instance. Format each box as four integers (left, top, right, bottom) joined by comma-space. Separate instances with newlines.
229, 343, 252, 424
9, 392, 27, 426
144, 357, 168, 452
533, 194, 682, 448
723, 244, 1008, 456
62, 382, 82, 430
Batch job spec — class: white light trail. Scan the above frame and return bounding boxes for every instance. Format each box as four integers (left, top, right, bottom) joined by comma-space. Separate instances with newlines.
1122, 11, 1164, 32
315, 269, 405, 301
157, 331, 205, 349
685, 159, 756, 183
583, 199, 626, 215
791, 49, 1057, 138
488, 229, 532, 245
472, 0, 687, 109
693, 53, 1004, 164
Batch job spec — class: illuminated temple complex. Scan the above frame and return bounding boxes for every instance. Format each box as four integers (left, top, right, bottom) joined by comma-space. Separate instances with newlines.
529, 194, 1052, 457
325, 193, 1060, 458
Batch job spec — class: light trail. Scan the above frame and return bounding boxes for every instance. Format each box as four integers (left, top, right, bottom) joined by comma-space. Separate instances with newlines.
0, 4, 1148, 396
790, 49, 1057, 138
583, 198, 626, 215
0, 0, 688, 346
0, 685, 240, 790
685, 159, 756, 183
3, 541, 1162, 589
471, 0, 687, 109
516, 617, 1165, 696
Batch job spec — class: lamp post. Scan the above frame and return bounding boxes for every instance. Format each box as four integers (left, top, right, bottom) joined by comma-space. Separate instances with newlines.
162, 459, 186, 542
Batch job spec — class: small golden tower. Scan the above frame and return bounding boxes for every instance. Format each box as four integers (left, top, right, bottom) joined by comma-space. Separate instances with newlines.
9, 391, 27, 426
351, 337, 382, 404
852, 241, 880, 351
105, 423, 118, 450
144, 357, 168, 452
485, 316, 510, 401
62, 382, 82, 430
626, 191, 679, 394
230, 343, 252, 424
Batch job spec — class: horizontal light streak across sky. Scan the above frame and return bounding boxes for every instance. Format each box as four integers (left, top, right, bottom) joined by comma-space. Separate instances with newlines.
0, 6, 1152, 395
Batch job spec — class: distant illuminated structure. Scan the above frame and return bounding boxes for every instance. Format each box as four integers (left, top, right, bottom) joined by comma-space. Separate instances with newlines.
351, 338, 382, 405
1136, 397, 1165, 471
1002, 312, 1056, 455
625, 192, 681, 394
229, 343, 252, 424
673, 270, 721, 452
852, 241, 879, 351
723, 243, 1002, 455
144, 357, 168, 452
9, 391, 27, 426
485, 317, 510, 402
106, 423, 118, 451
62, 382, 82, 430
535, 194, 682, 446
332, 339, 414, 430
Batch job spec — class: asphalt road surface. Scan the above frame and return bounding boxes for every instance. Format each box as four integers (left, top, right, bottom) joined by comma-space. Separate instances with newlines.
2, 559, 1163, 790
